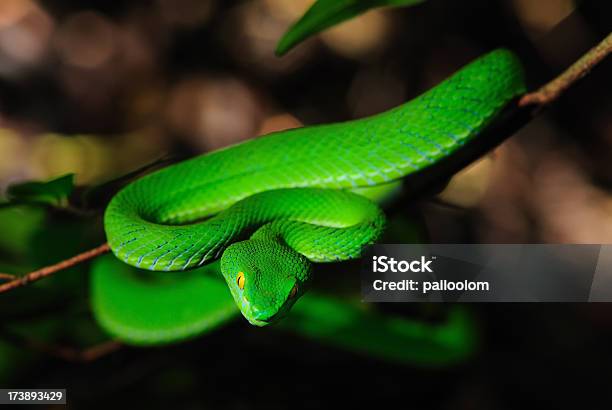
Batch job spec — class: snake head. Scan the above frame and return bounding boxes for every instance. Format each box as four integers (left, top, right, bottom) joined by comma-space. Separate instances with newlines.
220, 239, 311, 327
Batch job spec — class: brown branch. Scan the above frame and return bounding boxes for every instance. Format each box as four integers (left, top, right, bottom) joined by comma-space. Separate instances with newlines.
74, 340, 123, 362
519, 32, 612, 107
0, 272, 16, 281
0, 243, 110, 294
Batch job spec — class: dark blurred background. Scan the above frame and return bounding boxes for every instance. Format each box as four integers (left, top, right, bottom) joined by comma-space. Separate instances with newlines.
0, 0, 611, 408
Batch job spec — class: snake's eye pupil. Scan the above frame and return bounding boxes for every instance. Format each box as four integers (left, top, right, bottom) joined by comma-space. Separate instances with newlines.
289, 284, 298, 299
237, 272, 245, 290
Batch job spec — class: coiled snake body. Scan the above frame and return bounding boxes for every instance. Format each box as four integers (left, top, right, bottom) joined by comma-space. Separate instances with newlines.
105, 49, 525, 325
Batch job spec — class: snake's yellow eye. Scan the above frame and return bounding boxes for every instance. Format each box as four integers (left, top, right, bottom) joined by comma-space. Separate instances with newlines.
237, 272, 245, 290
289, 284, 298, 299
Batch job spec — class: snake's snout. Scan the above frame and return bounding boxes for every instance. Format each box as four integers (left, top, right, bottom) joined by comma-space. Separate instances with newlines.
246, 302, 291, 327
248, 312, 275, 326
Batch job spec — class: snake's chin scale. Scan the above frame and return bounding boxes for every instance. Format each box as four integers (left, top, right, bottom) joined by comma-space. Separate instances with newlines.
246, 317, 273, 327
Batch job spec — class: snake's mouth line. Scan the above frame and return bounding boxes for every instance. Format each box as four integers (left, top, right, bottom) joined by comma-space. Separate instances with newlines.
244, 305, 289, 327
244, 313, 275, 327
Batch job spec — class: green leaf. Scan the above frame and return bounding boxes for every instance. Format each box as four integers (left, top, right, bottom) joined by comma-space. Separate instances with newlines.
91, 255, 239, 346
276, 0, 426, 56
0, 205, 45, 256
5, 174, 75, 207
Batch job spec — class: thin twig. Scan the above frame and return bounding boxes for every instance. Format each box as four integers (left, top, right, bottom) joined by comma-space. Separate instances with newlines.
0, 327, 122, 362
519, 32, 612, 107
77, 340, 123, 362
426, 197, 468, 212
0, 243, 110, 294
0, 273, 16, 281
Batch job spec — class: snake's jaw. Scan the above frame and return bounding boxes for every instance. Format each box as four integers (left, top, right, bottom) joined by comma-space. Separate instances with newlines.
220, 238, 311, 326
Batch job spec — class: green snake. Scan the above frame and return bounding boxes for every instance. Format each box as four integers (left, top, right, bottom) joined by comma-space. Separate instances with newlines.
104, 49, 525, 326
